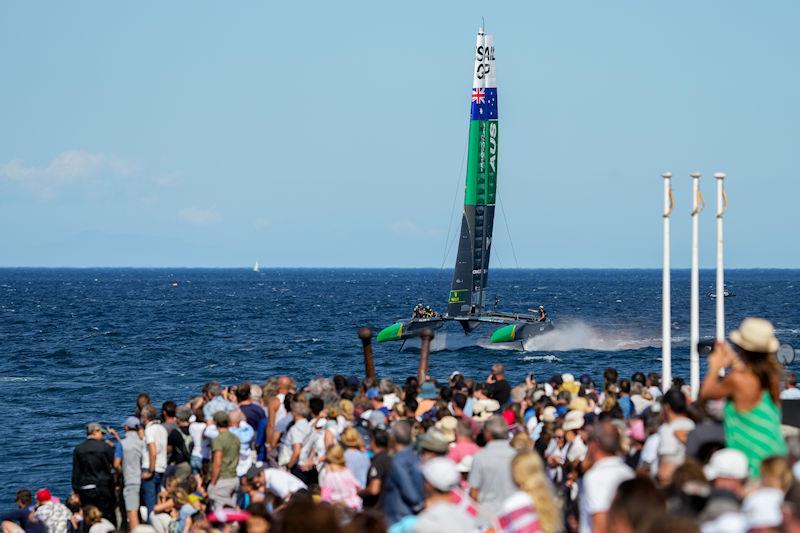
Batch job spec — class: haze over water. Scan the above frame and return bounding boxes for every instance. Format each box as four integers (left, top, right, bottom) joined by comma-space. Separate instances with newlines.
1, 267, 798, 500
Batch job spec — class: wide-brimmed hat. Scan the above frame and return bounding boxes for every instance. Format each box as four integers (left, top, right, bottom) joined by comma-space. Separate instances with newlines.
435, 416, 458, 442
562, 410, 585, 431
541, 406, 557, 423
419, 428, 451, 454
730, 317, 780, 354
568, 396, 590, 413
419, 382, 438, 400
472, 399, 501, 421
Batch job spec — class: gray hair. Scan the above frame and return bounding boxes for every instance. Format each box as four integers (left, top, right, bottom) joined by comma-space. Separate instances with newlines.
390, 420, 413, 446
140, 404, 158, 423
484, 415, 509, 440
305, 378, 338, 404
208, 382, 222, 397
291, 401, 310, 418
379, 378, 395, 395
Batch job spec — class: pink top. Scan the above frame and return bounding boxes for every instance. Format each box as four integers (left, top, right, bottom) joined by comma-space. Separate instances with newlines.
448, 440, 480, 464
320, 467, 363, 510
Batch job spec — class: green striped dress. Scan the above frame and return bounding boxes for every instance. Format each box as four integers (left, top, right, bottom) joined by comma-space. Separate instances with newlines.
724, 391, 787, 477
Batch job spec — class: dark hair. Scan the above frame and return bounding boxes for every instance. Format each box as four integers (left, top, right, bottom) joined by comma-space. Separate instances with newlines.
371, 428, 389, 449
787, 371, 797, 388
672, 377, 685, 389
345, 510, 386, 533
332, 375, 346, 393
283, 393, 295, 412
404, 397, 418, 415
647, 372, 661, 387
453, 393, 467, 410
608, 477, 666, 533
662, 388, 687, 415
631, 372, 646, 385
161, 400, 177, 419
619, 379, 631, 394
15, 489, 32, 506
603, 367, 618, 385
279, 500, 341, 533
739, 349, 782, 403
235, 383, 251, 403
439, 386, 453, 403
309, 397, 324, 417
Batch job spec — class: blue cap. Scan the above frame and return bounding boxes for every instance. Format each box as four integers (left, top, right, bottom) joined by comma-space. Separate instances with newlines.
124, 416, 140, 429
366, 387, 381, 400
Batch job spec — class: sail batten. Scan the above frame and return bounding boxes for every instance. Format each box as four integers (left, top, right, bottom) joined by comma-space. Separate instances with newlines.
447, 30, 498, 319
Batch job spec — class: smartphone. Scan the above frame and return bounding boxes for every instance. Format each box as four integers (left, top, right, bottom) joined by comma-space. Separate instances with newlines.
697, 339, 716, 356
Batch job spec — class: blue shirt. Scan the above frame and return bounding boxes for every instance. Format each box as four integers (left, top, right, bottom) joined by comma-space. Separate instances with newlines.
344, 448, 371, 487
619, 396, 633, 419
203, 396, 237, 420
382, 447, 424, 525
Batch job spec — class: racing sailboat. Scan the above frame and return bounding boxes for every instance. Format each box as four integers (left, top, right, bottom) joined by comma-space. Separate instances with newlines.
377, 25, 553, 347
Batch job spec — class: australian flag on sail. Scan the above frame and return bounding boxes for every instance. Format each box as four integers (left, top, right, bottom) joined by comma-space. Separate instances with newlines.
470, 87, 497, 120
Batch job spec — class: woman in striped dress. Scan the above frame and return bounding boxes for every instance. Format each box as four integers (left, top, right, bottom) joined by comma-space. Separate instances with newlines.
699, 318, 787, 477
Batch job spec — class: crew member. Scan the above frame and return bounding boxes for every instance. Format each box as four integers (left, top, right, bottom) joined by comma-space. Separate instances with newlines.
538, 306, 547, 322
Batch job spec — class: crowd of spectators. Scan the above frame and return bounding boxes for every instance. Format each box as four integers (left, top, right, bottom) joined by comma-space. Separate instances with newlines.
4, 317, 800, 533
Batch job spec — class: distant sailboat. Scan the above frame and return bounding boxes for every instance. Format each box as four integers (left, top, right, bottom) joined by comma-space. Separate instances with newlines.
253, 261, 260, 273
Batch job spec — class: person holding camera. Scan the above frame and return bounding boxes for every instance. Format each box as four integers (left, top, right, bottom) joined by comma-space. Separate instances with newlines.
699, 317, 787, 477
485, 364, 511, 406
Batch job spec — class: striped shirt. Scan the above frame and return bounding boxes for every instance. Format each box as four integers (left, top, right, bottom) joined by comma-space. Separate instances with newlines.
724, 391, 787, 477
496, 491, 543, 533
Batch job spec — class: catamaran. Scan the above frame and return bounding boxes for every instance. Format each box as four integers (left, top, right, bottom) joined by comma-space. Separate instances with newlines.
377, 25, 553, 348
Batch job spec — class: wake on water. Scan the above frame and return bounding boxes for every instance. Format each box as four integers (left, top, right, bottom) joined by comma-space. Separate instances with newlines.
399, 320, 662, 353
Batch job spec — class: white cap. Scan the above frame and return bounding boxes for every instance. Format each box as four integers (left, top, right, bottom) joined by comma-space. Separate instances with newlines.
743, 488, 783, 529
703, 448, 749, 481
422, 457, 460, 492
561, 373, 575, 383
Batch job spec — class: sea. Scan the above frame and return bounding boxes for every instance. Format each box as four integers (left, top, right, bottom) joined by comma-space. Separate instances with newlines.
1, 268, 799, 502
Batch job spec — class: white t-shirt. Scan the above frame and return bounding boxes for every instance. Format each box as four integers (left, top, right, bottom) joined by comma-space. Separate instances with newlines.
780, 387, 800, 400
285, 418, 314, 464
640, 433, 661, 477
189, 421, 209, 459
264, 468, 307, 498
657, 417, 695, 461
567, 435, 588, 463
579, 456, 634, 533
142, 421, 168, 473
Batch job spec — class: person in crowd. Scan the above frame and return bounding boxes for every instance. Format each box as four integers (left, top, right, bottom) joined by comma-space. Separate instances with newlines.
415, 457, 477, 533
1, 489, 37, 533
207, 411, 240, 510
359, 428, 391, 510
284, 401, 317, 486
578, 421, 634, 533
449, 418, 480, 465
656, 388, 696, 486
203, 382, 237, 421
698, 448, 749, 531
497, 451, 561, 533
83, 506, 114, 533
236, 383, 266, 433
140, 404, 168, 518
71, 423, 116, 525
563, 410, 587, 465
29, 489, 70, 533
340, 427, 370, 487
606, 477, 666, 533
487, 364, 512, 406
781, 372, 800, 400
319, 444, 363, 510
228, 410, 255, 477
469, 415, 517, 522
699, 317, 787, 476
113, 416, 143, 529
166, 406, 193, 481
382, 420, 423, 525
617, 379, 633, 419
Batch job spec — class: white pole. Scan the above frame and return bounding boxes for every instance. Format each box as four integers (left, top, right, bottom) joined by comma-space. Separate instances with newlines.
662, 172, 673, 392
690, 172, 702, 400
715, 172, 727, 341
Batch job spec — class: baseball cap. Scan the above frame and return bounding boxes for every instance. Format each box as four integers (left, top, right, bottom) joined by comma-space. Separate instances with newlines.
366, 387, 381, 400
422, 457, 460, 491
86, 422, 107, 435
36, 489, 52, 503
703, 448, 749, 481
743, 487, 783, 529
123, 416, 141, 429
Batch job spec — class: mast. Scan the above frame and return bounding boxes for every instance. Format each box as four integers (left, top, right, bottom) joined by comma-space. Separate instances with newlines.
447, 26, 498, 324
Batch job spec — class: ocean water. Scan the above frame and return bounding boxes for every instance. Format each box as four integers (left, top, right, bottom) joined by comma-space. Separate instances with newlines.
1, 268, 799, 501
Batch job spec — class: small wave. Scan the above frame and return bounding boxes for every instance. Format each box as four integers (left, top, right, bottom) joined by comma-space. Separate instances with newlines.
521, 355, 562, 363
0, 376, 44, 382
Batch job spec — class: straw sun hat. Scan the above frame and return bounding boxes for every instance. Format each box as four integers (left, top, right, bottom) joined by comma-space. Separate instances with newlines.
730, 317, 779, 354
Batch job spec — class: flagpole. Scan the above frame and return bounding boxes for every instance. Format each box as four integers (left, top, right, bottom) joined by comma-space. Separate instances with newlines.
689, 172, 703, 400
662, 172, 673, 392
715, 172, 727, 341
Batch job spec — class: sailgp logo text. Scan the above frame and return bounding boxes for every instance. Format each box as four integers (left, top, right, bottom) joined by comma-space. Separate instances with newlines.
489, 122, 497, 172
475, 45, 495, 80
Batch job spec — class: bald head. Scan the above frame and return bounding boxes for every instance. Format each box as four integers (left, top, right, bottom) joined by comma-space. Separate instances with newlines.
229, 410, 243, 426
492, 363, 505, 378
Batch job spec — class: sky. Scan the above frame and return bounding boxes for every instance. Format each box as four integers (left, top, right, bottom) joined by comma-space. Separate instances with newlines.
1, 1, 798, 268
